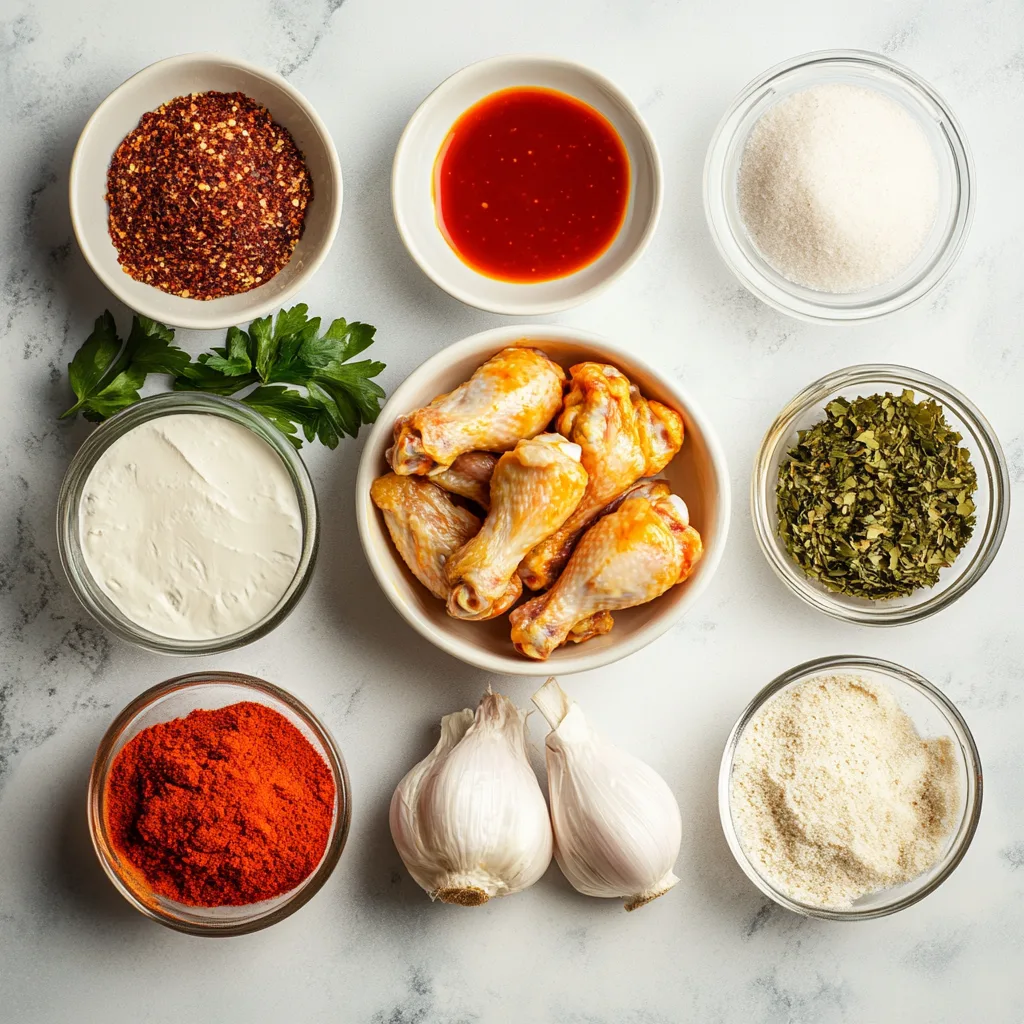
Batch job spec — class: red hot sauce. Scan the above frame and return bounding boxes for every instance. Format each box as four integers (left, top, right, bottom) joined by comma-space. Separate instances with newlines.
434, 87, 630, 283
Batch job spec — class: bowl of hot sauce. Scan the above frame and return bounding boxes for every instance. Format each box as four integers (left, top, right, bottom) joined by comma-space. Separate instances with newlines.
392, 55, 662, 314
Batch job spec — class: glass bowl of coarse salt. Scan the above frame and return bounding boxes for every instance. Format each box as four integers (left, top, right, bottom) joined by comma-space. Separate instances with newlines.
56, 392, 320, 655
719, 655, 982, 920
704, 50, 974, 323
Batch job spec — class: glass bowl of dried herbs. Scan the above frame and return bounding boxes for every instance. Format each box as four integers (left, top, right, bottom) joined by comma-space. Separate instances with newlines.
752, 364, 1009, 625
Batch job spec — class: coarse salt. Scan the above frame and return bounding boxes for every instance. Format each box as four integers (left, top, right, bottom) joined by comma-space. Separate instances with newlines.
737, 83, 940, 293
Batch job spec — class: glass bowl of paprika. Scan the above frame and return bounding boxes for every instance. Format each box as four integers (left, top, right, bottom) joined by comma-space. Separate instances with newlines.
88, 671, 351, 936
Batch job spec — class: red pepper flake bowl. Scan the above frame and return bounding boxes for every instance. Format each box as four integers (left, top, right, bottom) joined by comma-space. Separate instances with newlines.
70, 53, 342, 331
88, 672, 351, 936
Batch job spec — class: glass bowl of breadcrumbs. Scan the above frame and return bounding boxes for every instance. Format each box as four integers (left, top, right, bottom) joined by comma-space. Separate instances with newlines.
718, 655, 981, 920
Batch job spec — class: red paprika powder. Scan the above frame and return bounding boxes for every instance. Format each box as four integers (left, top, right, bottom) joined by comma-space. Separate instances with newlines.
104, 701, 335, 907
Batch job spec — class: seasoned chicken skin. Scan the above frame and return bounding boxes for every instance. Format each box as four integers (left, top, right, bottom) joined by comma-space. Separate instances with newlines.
388, 347, 566, 476
445, 434, 588, 622
430, 451, 498, 511
599, 477, 673, 516
510, 489, 703, 660
370, 474, 519, 617
518, 362, 683, 591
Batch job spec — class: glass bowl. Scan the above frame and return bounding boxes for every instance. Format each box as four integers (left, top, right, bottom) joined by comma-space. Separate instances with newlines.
752, 364, 1009, 626
704, 50, 974, 323
88, 672, 351, 936
56, 392, 320, 655
719, 655, 982, 920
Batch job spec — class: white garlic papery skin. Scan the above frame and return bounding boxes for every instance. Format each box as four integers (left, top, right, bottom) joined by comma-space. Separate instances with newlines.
533, 678, 682, 911
389, 691, 553, 906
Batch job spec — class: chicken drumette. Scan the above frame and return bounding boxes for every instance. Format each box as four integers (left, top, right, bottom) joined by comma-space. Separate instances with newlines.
509, 486, 703, 661
388, 347, 566, 476
430, 451, 498, 511
445, 434, 588, 622
370, 473, 520, 617
517, 362, 684, 591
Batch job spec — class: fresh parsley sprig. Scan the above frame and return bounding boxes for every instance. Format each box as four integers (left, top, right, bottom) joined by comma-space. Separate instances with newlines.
61, 306, 385, 448
60, 313, 191, 422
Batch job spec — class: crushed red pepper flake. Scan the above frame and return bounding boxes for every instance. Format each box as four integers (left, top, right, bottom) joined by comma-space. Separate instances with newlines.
106, 91, 312, 300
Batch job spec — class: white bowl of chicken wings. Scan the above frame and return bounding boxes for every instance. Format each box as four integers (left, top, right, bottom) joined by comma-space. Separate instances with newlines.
355, 325, 731, 675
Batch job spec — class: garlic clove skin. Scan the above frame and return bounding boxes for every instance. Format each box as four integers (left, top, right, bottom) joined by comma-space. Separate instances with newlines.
533, 677, 682, 911
390, 691, 553, 906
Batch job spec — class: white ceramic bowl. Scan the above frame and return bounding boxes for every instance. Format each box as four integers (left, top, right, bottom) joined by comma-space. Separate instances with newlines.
355, 325, 731, 676
70, 52, 342, 331
392, 55, 662, 315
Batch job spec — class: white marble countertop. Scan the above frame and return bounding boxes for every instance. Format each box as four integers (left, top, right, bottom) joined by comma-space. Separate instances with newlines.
2, 0, 1022, 1021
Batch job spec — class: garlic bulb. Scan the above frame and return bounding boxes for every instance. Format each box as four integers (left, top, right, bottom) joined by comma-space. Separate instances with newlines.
390, 690, 553, 906
532, 677, 682, 911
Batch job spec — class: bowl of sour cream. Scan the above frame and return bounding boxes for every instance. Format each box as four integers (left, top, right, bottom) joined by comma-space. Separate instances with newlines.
57, 392, 319, 654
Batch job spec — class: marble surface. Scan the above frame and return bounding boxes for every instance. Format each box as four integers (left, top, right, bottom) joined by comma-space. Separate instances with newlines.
1, 0, 1022, 1020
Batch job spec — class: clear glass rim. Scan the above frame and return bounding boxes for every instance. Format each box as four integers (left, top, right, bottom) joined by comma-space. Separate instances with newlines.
751, 363, 1010, 625
56, 393, 320, 655
718, 654, 983, 921
87, 671, 352, 937
703, 48, 975, 323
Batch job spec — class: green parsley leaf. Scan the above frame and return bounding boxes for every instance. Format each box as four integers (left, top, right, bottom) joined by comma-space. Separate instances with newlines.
244, 385, 340, 450
123, 316, 191, 377
250, 314, 277, 381
304, 317, 377, 364
74, 366, 148, 422
174, 361, 256, 394
60, 312, 191, 421
175, 304, 385, 445
197, 326, 254, 377
272, 304, 313, 339
62, 306, 384, 449
64, 312, 120, 415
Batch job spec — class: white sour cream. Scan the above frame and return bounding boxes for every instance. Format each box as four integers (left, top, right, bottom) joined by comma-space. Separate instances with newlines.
79, 413, 303, 641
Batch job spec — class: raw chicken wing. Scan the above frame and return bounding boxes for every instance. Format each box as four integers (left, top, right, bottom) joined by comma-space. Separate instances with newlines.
445, 434, 588, 621
518, 363, 684, 591
600, 477, 673, 516
388, 347, 566, 475
430, 451, 498, 510
370, 473, 520, 616
510, 489, 703, 660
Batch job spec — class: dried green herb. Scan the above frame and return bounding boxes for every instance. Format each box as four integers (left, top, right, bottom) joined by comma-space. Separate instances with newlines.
775, 389, 977, 599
